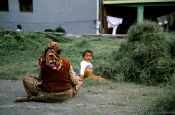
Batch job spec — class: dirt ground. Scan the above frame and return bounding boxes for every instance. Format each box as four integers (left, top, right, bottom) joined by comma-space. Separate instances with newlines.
0, 80, 154, 115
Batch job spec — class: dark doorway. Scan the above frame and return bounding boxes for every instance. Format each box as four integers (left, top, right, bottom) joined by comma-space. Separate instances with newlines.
103, 5, 137, 34
144, 5, 175, 31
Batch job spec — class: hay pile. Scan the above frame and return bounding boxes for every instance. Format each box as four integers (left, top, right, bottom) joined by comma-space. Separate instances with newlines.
98, 21, 175, 85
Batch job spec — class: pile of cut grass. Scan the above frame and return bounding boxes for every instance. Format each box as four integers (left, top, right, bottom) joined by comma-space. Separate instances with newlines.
97, 21, 175, 85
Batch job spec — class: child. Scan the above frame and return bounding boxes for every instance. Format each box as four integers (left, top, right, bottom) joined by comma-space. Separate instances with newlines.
78, 50, 104, 80
16, 24, 22, 32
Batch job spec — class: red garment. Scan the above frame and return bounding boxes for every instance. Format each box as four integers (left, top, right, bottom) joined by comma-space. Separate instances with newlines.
39, 58, 73, 92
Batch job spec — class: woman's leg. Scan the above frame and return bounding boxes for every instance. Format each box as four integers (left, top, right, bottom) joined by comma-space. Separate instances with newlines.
34, 81, 83, 102
16, 76, 83, 102
27, 81, 84, 102
16, 91, 73, 102
16, 75, 41, 102
16, 88, 75, 102
23, 75, 41, 96
36, 88, 75, 102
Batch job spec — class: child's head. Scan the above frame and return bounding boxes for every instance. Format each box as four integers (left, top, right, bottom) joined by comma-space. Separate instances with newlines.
82, 50, 93, 62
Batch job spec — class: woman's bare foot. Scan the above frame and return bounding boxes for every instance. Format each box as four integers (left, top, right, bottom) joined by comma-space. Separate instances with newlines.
15, 96, 29, 102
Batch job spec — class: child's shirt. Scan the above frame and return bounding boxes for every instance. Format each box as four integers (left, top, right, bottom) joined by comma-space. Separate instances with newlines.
79, 60, 93, 76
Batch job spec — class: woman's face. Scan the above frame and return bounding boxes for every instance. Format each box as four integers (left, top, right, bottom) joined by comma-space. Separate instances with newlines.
84, 52, 93, 62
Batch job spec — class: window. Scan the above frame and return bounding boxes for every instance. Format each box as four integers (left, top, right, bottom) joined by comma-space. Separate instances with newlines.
0, 0, 9, 11
19, 0, 33, 12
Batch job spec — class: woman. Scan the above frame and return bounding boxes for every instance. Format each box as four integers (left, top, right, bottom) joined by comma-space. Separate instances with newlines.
16, 42, 83, 102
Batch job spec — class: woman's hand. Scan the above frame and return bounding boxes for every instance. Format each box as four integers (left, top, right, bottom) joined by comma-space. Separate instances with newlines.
76, 76, 83, 81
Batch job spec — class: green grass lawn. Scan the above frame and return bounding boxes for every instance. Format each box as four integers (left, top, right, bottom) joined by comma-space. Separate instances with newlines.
0, 31, 175, 114
0, 31, 124, 80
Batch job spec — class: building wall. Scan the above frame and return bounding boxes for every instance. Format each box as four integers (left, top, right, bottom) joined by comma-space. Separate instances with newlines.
103, 0, 175, 4
0, 0, 97, 34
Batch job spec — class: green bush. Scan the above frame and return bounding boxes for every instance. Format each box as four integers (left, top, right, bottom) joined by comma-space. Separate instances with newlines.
44, 29, 54, 32
55, 26, 66, 33
44, 26, 66, 33
98, 21, 175, 85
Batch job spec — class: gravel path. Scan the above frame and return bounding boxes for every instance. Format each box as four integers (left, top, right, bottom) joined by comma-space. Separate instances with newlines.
0, 80, 147, 115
